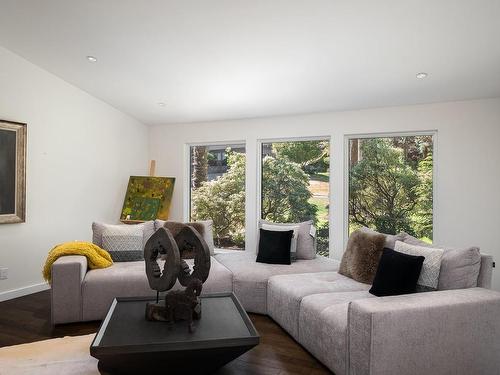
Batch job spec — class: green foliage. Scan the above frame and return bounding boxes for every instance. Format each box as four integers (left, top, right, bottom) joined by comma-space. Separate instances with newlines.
349, 138, 420, 235
349, 137, 433, 239
272, 140, 329, 173
191, 140, 332, 254
263, 141, 329, 255
207, 152, 216, 163
261, 155, 317, 223
192, 148, 321, 249
391, 136, 432, 169
190, 137, 432, 254
191, 150, 245, 247
413, 152, 433, 239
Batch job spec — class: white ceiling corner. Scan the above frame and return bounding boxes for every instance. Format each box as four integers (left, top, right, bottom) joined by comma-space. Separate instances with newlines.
0, 0, 499, 125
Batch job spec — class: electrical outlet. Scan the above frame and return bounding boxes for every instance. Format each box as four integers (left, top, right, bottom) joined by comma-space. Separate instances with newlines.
0, 267, 8, 280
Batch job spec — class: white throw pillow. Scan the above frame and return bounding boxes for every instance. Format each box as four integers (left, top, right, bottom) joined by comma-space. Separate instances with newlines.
395, 240, 444, 291
260, 223, 299, 261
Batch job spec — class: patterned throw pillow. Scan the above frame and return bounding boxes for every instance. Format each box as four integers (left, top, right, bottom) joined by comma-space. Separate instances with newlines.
92, 221, 155, 249
102, 226, 144, 262
394, 241, 444, 291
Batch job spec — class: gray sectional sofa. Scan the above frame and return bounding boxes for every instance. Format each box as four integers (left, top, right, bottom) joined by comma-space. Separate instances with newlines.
51, 255, 235, 323
51, 250, 500, 375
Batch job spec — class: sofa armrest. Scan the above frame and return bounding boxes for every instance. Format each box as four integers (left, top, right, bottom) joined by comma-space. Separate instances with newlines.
478, 253, 493, 288
348, 288, 500, 375
51, 255, 87, 324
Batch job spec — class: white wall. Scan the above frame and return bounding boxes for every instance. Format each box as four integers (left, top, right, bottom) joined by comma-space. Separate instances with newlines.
0, 47, 149, 299
150, 97, 500, 291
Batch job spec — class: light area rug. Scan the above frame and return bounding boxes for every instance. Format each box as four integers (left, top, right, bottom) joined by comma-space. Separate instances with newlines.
0, 334, 98, 375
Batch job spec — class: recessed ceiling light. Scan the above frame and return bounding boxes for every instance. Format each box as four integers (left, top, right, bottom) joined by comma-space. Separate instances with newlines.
86, 56, 97, 63
416, 72, 428, 79
157, 102, 166, 107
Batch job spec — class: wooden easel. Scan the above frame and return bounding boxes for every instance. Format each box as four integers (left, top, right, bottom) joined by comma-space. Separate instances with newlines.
149, 160, 156, 177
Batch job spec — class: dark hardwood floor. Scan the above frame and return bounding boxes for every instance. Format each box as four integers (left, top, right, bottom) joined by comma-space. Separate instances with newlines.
0, 291, 332, 374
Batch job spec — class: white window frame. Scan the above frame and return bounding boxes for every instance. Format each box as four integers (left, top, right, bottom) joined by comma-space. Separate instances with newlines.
343, 130, 438, 248
184, 140, 247, 248
256, 136, 333, 256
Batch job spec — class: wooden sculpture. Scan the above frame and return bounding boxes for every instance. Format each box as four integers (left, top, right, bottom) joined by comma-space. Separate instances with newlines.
144, 225, 211, 332
165, 279, 203, 333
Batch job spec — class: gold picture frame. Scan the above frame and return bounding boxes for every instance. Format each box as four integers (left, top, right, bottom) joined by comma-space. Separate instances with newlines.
0, 120, 27, 224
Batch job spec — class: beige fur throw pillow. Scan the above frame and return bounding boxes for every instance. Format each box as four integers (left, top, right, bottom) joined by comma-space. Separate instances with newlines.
339, 229, 386, 284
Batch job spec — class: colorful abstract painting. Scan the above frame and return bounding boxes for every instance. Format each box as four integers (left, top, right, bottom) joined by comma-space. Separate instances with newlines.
120, 176, 175, 221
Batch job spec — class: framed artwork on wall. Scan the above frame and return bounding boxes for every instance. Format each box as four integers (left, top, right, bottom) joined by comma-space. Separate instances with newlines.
0, 120, 27, 224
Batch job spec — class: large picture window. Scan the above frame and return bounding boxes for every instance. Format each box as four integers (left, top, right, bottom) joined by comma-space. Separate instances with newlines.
348, 134, 434, 242
260, 139, 330, 256
189, 143, 245, 250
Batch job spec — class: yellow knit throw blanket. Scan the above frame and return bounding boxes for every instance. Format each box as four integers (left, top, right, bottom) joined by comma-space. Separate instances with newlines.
43, 241, 113, 283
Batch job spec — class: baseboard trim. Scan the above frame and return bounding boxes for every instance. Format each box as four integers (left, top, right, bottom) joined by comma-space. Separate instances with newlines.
0, 282, 50, 302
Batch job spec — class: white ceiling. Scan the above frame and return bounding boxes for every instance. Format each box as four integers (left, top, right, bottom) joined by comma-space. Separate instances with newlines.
1, 1, 499, 126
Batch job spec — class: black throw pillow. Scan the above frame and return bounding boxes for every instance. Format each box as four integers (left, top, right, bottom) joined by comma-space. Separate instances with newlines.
369, 248, 424, 297
256, 228, 293, 265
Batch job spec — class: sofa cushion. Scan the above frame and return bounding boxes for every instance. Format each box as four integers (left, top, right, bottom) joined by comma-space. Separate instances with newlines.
267, 272, 369, 339
92, 221, 155, 249
298, 291, 374, 375
395, 241, 444, 291
215, 251, 339, 314
398, 232, 438, 248
339, 229, 386, 284
438, 247, 482, 290
399, 232, 483, 290
369, 248, 424, 297
478, 254, 494, 289
256, 228, 293, 265
260, 222, 299, 261
102, 225, 144, 262
359, 226, 405, 249
155, 219, 215, 255
259, 219, 316, 260
82, 256, 233, 321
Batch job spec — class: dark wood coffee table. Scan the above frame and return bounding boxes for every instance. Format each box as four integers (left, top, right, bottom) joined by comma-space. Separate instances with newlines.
90, 293, 259, 374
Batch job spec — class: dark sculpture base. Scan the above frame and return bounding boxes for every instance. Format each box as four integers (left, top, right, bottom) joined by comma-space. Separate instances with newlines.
145, 300, 202, 321
145, 301, 167, 321
97, 345, 256, 375
91, 294, 259, 375
145, 287, 202, 333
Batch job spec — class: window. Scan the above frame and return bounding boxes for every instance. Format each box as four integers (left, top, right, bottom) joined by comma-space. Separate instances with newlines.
260, 139, 330, 256
348, 134, 434, 242
189, 144, 246, 250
